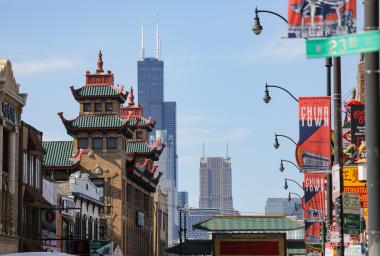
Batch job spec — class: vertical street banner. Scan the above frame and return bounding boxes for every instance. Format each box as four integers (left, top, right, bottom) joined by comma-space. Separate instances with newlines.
297, 97, 331, 172
304, 173, 327, 249
343, 166, 368, 218
350, 105, 365, 147
288, 0, 356, 38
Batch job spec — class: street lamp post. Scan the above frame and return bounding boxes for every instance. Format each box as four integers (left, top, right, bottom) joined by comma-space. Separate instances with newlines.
274, 133, 297, 149
280, 159, 302, 173
263, 83, 299, 103
252, 7, 288, 35
364, 0, 380, 255
284, 178, 303, 191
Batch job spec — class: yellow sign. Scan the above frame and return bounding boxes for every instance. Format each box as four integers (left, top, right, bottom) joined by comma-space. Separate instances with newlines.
343, 166, 368, 218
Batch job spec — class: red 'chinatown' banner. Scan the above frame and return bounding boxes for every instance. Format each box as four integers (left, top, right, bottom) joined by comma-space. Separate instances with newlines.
304, 173, 327, 251
296, 97, 331, 172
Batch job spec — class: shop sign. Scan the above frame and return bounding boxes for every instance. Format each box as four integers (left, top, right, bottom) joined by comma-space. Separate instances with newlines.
345, 245, 363, 256
343, 166, 368, 218
351, 105, 365, 147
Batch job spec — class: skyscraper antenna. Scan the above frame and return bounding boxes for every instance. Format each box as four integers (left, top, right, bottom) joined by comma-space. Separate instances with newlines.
226, 142, 229, 158
202, 142, 205, 158
140, 18, 145, 60
156, 21, 161, 60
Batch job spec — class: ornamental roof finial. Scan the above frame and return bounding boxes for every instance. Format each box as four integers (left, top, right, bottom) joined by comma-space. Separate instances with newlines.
128, 86, 135, 106
96, 50, 104, 73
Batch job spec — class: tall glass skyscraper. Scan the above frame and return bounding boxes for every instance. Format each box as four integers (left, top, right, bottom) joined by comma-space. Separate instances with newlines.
178, 191, 189, 209
199, 156, 233, 215
138, 23, 178, 243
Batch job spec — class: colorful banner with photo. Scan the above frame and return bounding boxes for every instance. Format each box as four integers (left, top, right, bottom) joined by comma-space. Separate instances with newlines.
304, 173, 327, 249
350, 105, 365, 147
297, 97, 331, 172
288, 0, 356, 38
343, 166, 368, 218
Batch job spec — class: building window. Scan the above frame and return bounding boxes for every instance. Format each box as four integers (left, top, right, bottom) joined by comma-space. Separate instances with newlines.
92, 137, 103, 149
136, 131, 143, 140
107, 137, 117, 149
78, 138, 88, 149
83, 103, 91, 112
94, 103, 102, 112
106, 102, 113, 112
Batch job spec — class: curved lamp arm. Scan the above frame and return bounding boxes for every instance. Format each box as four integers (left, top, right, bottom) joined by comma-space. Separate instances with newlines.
255, 8, 288, 24
276, 134, 298, 146
281, 159, 302, 172
266, 83, 299, 103
285, 178, 304, 191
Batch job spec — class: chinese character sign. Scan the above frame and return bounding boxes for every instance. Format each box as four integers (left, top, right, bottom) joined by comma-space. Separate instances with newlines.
343, 166, 367, 218
288, 0, 356, 38
297, 97, 331, 172
350, 105, 365, 147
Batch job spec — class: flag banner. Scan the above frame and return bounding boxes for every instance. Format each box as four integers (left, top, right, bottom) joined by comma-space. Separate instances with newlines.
304, 173, 327, 247
350, 105, 365, 148
297, 97, 331, 172
288, 0, 356, 38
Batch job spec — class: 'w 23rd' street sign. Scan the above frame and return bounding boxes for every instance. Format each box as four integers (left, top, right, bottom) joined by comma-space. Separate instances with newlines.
306, 31, 380, 58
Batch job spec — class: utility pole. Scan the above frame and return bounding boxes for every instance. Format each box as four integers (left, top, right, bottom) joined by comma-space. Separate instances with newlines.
333, 57, 344, 256
364, 0, 380, 255
324, 57, 332, 256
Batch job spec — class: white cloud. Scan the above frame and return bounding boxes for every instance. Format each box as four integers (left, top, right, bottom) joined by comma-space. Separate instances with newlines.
13, 57, 83, 75
178, 127, 250, 145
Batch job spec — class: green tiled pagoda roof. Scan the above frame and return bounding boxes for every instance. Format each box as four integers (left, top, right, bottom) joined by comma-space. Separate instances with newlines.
193, 216, 304, 232
126, 142, 156, 153
67, 115, 128, 129
42, 141, 78, 167
76, 85, 120, 97
128, 116, 151, 126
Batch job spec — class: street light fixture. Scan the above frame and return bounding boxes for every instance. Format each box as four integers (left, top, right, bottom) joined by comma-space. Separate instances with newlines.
284, 178, 304, 191
263, 86, 271, 103
252, 7, 288, 36
280, 159, 302, 173
252, 10, 263, 35
263, 83, 299, 103
288, 192, 302, 202
274, 133, 297, 149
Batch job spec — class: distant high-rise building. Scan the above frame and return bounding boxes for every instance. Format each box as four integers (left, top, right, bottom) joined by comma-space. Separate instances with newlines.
178, 191, 189, 208
265, 198, 303, 220
151, 130, 178, 243
199, 156, 233, 214
185, 208, 221, 240
138, 22, 178, 243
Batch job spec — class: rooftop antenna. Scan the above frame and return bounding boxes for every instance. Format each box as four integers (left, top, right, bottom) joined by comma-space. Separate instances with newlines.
140, 18, 145, 60
156, 20, 161, 60
202, 142, 205, 158
226, 142, 229, 158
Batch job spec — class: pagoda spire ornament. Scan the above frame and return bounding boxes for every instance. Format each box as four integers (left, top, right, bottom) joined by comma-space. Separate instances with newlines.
96, 50, 104, 73
128, 86, 135, 106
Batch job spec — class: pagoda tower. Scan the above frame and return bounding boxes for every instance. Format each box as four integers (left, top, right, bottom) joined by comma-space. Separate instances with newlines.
46, 51, 164, 255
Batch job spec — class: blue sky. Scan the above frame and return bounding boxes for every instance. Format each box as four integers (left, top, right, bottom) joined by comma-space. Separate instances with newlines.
2, 1, 363, 213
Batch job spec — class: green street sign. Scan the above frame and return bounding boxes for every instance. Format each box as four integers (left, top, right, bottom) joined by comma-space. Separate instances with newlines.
306, 31, 380, 58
